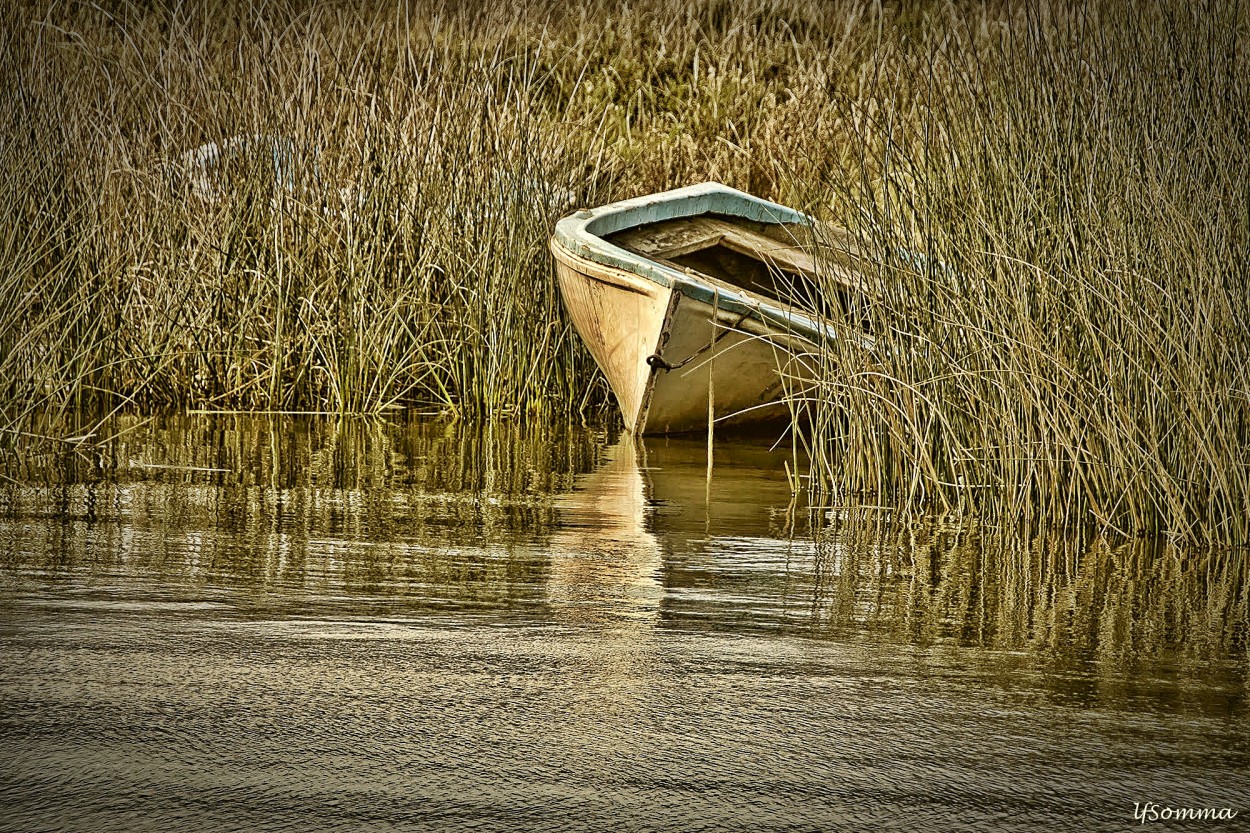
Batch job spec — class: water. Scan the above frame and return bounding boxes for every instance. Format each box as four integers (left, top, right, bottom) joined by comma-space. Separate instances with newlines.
1, 415, 1247, 832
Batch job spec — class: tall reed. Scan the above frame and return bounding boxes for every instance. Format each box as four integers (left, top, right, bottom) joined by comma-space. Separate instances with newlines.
788, 2, 1250, 546
0, 1, 617, 422
0, 0, 853, 427
2, 0, 1246, 546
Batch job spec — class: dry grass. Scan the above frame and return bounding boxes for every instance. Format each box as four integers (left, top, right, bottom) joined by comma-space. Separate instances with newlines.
1, 0, 1246, 545
784, 2, 1250, 547
0, 0, 855, 425
0, 0, 614, 421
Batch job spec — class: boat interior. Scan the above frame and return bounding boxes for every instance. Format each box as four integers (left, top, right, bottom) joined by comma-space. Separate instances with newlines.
605, 213, 868, 321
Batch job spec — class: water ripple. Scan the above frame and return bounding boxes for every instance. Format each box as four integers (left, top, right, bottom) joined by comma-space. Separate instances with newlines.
1, 419, 1247, 831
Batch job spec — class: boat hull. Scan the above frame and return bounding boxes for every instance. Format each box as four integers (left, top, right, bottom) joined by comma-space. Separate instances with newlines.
552, 250, 672, 434
642, 286, 814, 434
551, 182, 845, 436
552, 240, 816, 435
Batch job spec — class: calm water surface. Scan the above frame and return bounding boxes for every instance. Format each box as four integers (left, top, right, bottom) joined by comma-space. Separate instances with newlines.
1, 416, 1247, 832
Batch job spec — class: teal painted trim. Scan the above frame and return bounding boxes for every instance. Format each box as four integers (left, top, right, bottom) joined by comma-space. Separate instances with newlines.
553, 182, 848, 346
552, 182, 808, 288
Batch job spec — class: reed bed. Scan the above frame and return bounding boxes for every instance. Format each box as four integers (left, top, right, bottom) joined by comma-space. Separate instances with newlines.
0, 0, 844, 428
787, 2, 1250, 546
1, 0, 1246, 545
0, 0, 613, 423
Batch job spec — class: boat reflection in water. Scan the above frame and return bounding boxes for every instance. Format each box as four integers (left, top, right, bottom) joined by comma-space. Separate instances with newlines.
548, 431, 810, 634
547, 435, 664, 625
544, 430, 808, 723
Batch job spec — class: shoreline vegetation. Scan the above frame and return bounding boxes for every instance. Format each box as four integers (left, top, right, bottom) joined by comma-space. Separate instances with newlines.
4, 414, 1246, 668
2, 0, 1248, 546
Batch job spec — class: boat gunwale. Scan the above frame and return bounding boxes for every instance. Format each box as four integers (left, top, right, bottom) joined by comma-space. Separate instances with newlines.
551, 182, 843, 347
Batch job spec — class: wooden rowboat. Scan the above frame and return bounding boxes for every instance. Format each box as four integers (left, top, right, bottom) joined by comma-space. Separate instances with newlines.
550, 182, 871, 435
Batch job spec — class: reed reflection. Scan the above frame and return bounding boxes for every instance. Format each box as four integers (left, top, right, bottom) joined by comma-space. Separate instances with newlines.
0, 414, 603, 616
809, 510, 1249, 692
578, 436, 1248, 692
1, 413, 1246, 690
